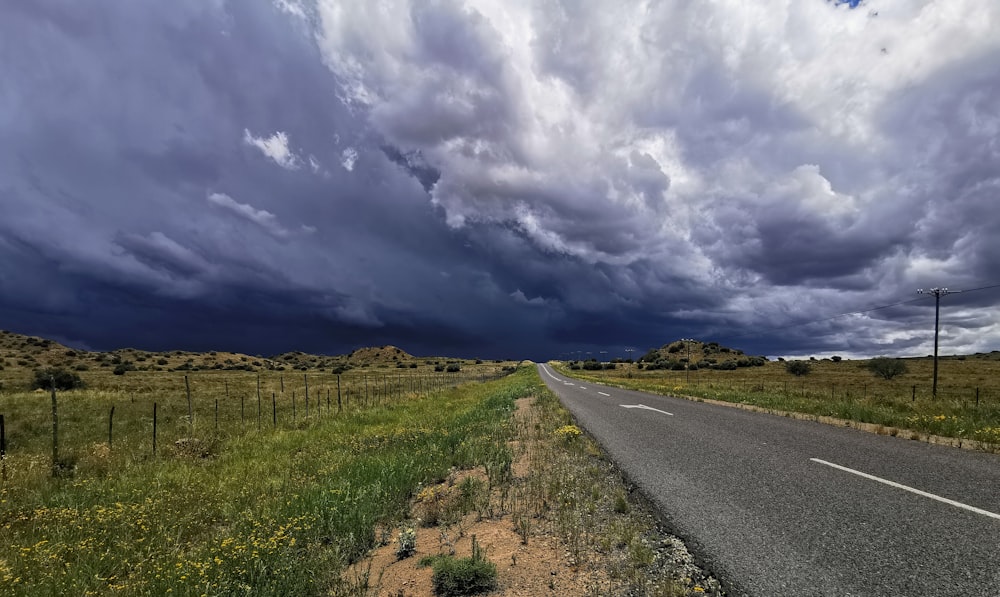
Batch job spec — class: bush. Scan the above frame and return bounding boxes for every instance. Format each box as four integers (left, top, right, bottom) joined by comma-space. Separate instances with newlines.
113, 361, 135, 376
445, 364, 461, 373
429, 536, 497, 596
582, 359, 603, 370
831, 355, 842, 362
866, 357, 908, 380
32, 368, 85, 391
712, 361, 737, 371
434, 364, 445, 372
785, 361, 812, 376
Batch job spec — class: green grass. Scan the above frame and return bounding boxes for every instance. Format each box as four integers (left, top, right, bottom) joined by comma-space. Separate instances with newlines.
0, 367, 535, 596
553, 357, 1000, 448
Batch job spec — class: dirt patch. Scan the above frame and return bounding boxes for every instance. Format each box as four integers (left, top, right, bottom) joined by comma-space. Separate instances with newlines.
343, 395, 720, 597
347, 397, 607, 595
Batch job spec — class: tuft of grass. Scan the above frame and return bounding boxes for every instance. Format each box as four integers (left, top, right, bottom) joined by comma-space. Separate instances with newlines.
429, 535, 497, 596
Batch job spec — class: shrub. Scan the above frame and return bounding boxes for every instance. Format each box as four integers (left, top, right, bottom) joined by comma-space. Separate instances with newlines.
113, 361, 135, 376
639, 349, 660, 363
434, 364, 445, 372
156, 358, 169, 366
429, 536, 497, 596
667, 342, 683, 354
712, 361, 737, 371
831, 355, 842, 362
669, 361, 686, 371
446, 364, 461, 373
785, 361, 812, 376
866, 357, 908, 380
582, 359, 603, 370
32, 368, 85, 391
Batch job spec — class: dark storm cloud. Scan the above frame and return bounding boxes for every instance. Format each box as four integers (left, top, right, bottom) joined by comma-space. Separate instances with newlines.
2, 0, 999, 361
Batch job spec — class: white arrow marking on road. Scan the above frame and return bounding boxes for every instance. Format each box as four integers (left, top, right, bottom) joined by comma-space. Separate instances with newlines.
580, 386, 587, 390
810, 458, 1000, 521
620, 404, 674, 416
598, 391, 610, 396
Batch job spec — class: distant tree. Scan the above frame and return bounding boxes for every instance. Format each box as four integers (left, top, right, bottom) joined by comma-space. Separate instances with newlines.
831, 356, 842, 362
866, 357, 908, 380
785, 361, 812, 377
32, 367, 85, 390
445, 363, 461, 373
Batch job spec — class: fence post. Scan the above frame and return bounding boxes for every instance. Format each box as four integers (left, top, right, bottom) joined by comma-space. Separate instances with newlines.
327, 388, 331, 412
50, 378, 59, 476
272, 392, 277, 428
215, 399, 219, 431
976, 387, 980, 407
337, 375, 342, 412
1, 413, 6, 481
257, 386, 262, 431
292, 391, 296, 422
280, 374, 284, 394
912, 385, 916, 402
153, 402, 158, 455
304, 374, 309, 418
185, 375, 193, 430
109, 406, 115, 448
241, 395, 245, 424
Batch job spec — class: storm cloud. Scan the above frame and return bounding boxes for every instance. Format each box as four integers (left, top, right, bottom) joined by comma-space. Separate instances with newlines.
1, 0, 998, 360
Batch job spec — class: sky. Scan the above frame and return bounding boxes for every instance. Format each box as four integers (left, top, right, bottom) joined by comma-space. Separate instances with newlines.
1, 0, 999, 361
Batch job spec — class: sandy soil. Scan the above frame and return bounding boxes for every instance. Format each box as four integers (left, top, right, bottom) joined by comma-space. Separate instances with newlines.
345, 397, 612, 596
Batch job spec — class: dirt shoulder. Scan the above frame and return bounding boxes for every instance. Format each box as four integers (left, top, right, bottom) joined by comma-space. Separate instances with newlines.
343, 394, 722, 596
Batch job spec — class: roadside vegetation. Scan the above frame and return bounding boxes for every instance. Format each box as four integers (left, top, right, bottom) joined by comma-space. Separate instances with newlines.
554, 341, 1000, 449
0, 336, 721, 597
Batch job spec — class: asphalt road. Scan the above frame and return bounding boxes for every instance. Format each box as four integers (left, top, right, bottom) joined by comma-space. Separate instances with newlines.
537, 364, 1000, 597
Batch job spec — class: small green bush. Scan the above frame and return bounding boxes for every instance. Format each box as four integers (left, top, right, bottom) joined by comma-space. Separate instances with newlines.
866, 357, 908, 380
32, 368, 85, 391
446, 364, 461, 373
430, 536, 497, 596
785, 361, 812, 376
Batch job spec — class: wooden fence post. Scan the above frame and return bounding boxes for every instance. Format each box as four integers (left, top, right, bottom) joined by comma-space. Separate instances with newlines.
304, 374, 309, 418
152, 402, 158, 455
337, 375, 342, 412
215, 399, 219, 431
50, 378, 59, 476
1, 413, 6, 482
272, 392, 277, 428
108, 406, 115, 448
185, 375, 193, 430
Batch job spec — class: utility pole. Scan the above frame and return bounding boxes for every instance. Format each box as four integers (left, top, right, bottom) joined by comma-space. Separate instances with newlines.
917, 288, 956, 398
682, 338, 695, 384
624, 347, 635, 377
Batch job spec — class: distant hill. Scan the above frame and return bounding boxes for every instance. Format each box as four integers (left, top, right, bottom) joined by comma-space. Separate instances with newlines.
0, 330, 424, 375
634, 340, 766, 371
346, 345, 414, 366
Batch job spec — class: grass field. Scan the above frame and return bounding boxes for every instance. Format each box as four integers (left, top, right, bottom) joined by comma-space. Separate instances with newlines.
552, 354, 1000, 448
0, 365, 531, 596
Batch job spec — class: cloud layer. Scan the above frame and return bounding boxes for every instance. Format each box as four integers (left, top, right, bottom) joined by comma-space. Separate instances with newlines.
1, 0, 998, 359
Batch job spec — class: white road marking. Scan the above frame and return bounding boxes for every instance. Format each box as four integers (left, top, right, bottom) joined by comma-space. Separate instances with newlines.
620, 404, 674, 416
598, 391, 610, 396
580, 386, 587, 390
541, 366, 562, 382
810, 458, 1000, 521
564, 382, 575, 386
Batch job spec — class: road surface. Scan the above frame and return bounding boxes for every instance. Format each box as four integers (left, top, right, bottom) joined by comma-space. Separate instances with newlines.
537, 363, 1000, 596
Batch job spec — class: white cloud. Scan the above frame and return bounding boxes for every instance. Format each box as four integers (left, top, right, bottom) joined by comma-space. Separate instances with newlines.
273, 0, 306, 19
242, 128, 300, 169
207, 192, 291, 238
340, 147, 358, 171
